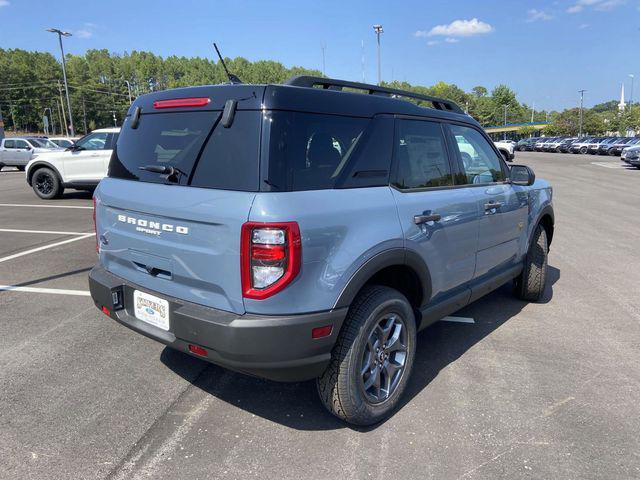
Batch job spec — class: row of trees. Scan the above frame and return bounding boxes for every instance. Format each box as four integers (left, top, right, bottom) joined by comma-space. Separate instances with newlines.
1, 48, 637, 137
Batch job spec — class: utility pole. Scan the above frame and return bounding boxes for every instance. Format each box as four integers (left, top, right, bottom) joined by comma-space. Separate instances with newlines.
124, 80, 133, 105
56, 98, 64, 136
57, 81, 69, 136
578, 89, 586, 138
47, 28, 75, 137
373, 24, 383, 85
531, 102, 535, 123
81, 96, 88, 133
321, 43, 326, 76
503, 104, 508, 140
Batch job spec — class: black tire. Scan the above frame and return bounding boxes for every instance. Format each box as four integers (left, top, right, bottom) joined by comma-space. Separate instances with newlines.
579, 146, 588, 154
16, 165, 26, 171
515, 225, 548, 302
32, 167, 63, 199
0, 163, 4, 171
317, 285, 417, 426
500, 151, 511, 163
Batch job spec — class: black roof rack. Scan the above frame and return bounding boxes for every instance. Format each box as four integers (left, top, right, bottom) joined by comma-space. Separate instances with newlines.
284, 75, 464, 114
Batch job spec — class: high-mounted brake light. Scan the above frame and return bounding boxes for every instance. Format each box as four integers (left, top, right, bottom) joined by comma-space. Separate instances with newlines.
153, 97, 211, 109
241, 222, 301, 300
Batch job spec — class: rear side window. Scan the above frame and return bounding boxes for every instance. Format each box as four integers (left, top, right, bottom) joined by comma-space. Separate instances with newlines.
392, 119, 453, 189
264, 112, 377, 191
109, 111, 260, 190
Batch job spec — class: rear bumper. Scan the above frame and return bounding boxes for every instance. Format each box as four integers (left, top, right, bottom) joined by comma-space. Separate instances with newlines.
89, 265, 346, 382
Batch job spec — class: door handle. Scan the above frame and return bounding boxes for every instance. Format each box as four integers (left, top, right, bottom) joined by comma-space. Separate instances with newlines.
484, 201, 503, 212
414, 213, 441, 224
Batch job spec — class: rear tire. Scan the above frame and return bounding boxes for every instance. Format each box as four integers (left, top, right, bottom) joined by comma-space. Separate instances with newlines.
17, 165, 26, 171
515, 225, 548, 302
579, 146, 588, 154
0, 163, 4, 171
32, 167, 63, 200
317, 285, 417, 426
501, 151, 511, 163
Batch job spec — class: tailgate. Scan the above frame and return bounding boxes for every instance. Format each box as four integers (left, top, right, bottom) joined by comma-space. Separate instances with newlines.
96, 178, 255, 314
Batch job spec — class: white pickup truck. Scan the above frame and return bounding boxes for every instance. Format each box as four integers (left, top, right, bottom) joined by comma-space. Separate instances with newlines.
0, 137, 61, 171
25, 127, 120, 199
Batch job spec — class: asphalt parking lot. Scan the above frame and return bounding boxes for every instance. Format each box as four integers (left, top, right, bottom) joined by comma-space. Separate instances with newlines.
1, 152, 639, 480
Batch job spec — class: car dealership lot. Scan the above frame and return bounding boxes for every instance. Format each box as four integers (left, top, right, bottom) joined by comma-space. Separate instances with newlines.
1, 154, 639, 480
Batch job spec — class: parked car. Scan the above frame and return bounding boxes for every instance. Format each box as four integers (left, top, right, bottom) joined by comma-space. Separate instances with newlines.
570, 137, 595, 154
544, 137, 566, 152
0, 136, 61, 171
25, 127, 120, 199
48, 137, 76, 148
621, 145, 640, 166
515, 138, 538, 151
88, 76, 554, 426
493, 140, 515, 162
596, 137, 623, 155
534, 138, 551, 151
609, 137, 639, 156
557, 138, 578, 153
587, 137, 612, 154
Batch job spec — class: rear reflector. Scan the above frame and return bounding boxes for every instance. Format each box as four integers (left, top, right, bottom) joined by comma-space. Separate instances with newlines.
312, 325, 333, 339
153, 97, 211, 109
101, 306, 111, 316
188, 344, 208, 357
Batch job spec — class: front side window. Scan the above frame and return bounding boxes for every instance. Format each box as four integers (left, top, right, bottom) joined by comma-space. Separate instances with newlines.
4, 140, 15, 149
392, 119, 453, 189
450, 124, 506, 185
76, 132, 109, 151
15, 140, 29, 149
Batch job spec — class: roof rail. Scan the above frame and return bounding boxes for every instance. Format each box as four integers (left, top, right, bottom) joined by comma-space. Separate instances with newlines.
284, 75, 464, 114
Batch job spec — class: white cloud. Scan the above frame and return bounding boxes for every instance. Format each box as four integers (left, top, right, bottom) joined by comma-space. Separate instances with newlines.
567, 0, 626, 13
76, 29, 93, 39
0, 0, 10, 7
579, 23, 591, 28
445, 37, 460, 43
427, 40, 440, 46
526, 9, 554, 21
425, 18, 494, 37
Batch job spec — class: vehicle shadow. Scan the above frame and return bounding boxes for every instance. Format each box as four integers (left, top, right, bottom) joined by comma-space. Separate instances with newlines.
161, 266, 560, 432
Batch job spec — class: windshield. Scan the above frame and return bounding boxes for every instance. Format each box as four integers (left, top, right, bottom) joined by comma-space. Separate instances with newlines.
29, 138, 58, 148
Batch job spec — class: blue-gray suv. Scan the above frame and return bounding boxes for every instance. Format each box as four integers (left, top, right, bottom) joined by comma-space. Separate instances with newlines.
89, 76, 554, 425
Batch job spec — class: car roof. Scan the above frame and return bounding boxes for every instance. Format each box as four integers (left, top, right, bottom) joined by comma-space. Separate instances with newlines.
130, 79, 477, 127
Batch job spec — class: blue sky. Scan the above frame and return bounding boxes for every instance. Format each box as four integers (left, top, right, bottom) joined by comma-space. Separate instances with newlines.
1, 0, 638, 110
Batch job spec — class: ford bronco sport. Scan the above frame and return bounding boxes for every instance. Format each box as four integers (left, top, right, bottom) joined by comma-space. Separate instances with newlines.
89, 76, 554, 426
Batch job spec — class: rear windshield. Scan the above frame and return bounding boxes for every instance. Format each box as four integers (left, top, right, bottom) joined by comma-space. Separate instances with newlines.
109, 111, 261, 191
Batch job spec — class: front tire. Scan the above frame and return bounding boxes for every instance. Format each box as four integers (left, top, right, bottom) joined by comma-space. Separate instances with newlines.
579, 146, 588, 154
317, 285, 417, 426
515, 225, 548, 302
32, 167, 63, 199
17, 165, 26, 171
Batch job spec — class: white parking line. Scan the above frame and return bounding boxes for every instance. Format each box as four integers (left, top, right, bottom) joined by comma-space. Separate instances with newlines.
591, 162, 626, 169
0, 203, 92, 209
441, 316, 475, 324
0, 285, 90, 296
0, 233, 94, 264
0, 228, 90, 236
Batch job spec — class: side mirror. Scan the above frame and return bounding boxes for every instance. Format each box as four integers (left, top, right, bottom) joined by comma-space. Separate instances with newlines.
510, 165, 535, 186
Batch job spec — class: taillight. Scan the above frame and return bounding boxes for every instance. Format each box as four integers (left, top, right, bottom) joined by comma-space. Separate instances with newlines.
92, 196, 98, 253
241, 222, 301, 300
153, 97, 210, 109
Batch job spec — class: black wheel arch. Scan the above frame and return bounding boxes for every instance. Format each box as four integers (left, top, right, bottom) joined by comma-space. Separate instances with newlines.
531, 205, 554, 250
334, 248, 432, 312
27, 162, 62, 186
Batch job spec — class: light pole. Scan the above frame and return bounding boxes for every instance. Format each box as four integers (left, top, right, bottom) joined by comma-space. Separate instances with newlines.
373, 24, 383, 85
578, 89, 586, 137
47, 28, 75, 137
629, 74, 634, 108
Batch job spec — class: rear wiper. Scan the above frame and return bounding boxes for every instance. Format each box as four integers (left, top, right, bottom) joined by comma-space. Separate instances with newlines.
139, 164, 187, 183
